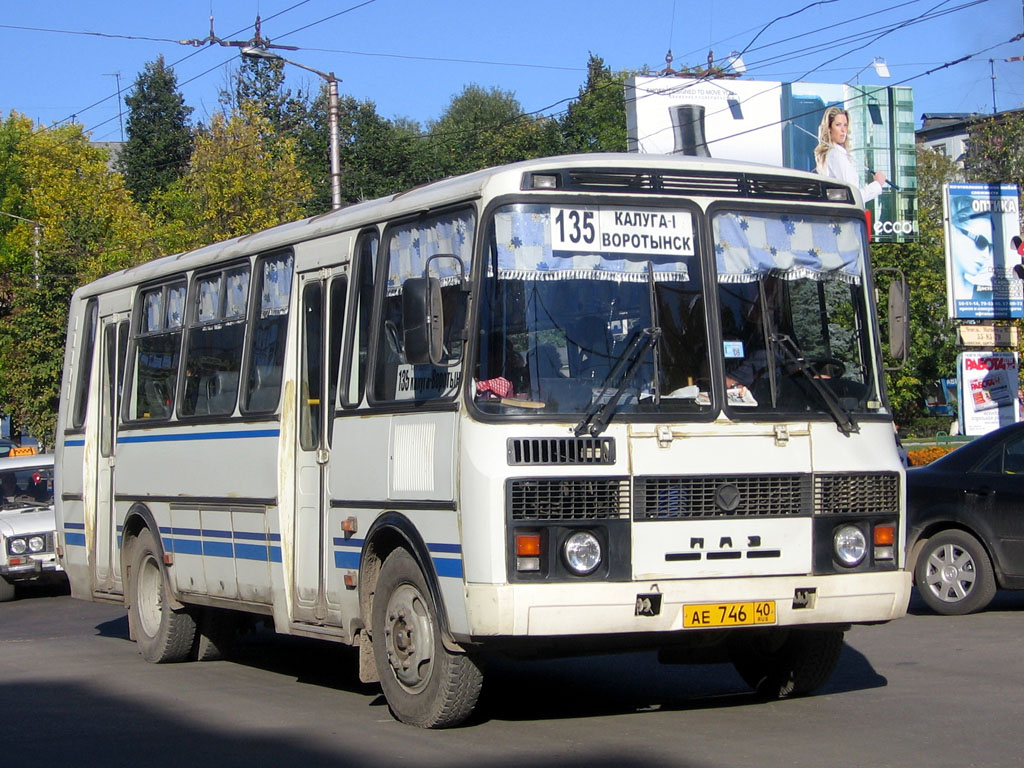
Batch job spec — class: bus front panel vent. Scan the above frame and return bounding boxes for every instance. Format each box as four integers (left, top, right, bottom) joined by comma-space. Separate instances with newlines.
507, 437, 615, 466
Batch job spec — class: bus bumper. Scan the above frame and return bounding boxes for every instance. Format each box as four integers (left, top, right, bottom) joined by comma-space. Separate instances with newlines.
462, 570, 911, 637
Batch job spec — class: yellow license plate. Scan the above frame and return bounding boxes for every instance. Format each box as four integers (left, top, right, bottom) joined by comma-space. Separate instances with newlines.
683, 601, 776, 628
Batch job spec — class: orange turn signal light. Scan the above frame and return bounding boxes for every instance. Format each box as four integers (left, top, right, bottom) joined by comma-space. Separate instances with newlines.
873, 525, 895, 546
516, 533, 542, 557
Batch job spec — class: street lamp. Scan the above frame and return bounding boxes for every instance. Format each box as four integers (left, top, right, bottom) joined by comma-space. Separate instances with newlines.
241, 47, 342, 211
847, 57, 891, 84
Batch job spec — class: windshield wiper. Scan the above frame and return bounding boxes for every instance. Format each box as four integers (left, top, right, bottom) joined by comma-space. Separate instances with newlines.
574, 326, 661, 437
770, 333, 859, 436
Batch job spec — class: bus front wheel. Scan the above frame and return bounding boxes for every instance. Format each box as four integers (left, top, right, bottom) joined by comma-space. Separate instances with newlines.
371, 548, 482, 728
127, 528, 196, 663
730, 628, 844, 699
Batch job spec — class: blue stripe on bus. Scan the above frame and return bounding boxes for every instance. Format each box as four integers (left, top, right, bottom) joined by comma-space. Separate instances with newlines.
433, 557, 463, 579
234, 543, 270, 561
64, 522, 86, 530
169, 538, 202, 555
270, 546, 282, 563
428, 542, 462, 554
332, 541, 463, 579
334, 551, 361, 569
64, 533, 86, 547
65, 439, 85, 447
117, 429, 280, 444
202, 540, 234, 558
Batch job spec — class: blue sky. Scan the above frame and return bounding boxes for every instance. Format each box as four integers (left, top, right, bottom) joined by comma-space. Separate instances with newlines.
1, 0, 1021, 142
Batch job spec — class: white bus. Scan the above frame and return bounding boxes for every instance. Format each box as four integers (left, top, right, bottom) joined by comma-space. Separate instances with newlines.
56, 153, 911, 728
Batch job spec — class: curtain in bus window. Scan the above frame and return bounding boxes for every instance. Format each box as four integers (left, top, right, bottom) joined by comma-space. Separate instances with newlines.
491, 207, 689, 283
385, 212, 474, 296
166, 284, 186, 327
197, 274, 221, 322
713, 212, 863, 285
261, 255, 293, 314
245, 253, 293, 413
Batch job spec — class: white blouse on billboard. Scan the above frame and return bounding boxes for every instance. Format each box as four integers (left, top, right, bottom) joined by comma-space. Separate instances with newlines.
821, 144, 882, 204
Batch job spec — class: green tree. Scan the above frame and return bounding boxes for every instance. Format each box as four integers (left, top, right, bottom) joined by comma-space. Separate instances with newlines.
150, 104, 313, 251
427, 84, 562, 177
0, 112, 154, 445
872, 147, 961, 424
561, 54, 629, 153
117, 56, 194, 207
964, 112, 1024, 185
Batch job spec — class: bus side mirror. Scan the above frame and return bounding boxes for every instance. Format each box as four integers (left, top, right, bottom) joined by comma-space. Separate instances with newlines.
887, 277, 909, 368
402, 277, 444, 366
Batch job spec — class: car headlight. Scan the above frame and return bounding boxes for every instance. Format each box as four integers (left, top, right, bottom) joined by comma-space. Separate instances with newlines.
563, 531, 602, 575
834, 525, 867, 566
9, 537, 27, 555
28, 535, 45, 553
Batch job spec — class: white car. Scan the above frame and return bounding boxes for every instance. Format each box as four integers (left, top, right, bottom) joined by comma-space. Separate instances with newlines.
0, 454, 61, 601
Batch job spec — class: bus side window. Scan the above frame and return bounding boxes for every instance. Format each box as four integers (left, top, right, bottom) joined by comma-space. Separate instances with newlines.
243, 251, 294, 414
371, 210, 474, 404
126, 282, 186, 421
180, 264, 249, 418
71, 299, 98, 430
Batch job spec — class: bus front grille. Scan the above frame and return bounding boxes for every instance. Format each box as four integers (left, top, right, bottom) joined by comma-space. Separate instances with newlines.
634, 475, 811, 520
508, 477, 630, 521
814, 472, 900, 515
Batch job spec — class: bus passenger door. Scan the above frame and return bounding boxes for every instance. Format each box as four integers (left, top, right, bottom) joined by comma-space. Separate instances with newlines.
293, 268, 347, 623
95, 314, 129, 593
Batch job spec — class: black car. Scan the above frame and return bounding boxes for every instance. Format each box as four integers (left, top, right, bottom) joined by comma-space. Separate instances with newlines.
906, 421, 1024, 614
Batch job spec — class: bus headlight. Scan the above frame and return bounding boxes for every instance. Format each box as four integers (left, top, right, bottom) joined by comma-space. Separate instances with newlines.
563, 531, 601, 575
9, 537, 27, 555
28, 536, 45, 553
834, 525, 867, 566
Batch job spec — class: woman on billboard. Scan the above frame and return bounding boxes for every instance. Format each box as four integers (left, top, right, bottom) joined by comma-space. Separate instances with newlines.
813, 106, 886, 204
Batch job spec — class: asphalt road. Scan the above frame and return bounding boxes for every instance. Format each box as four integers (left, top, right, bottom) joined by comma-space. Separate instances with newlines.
2, 583, 1021, 768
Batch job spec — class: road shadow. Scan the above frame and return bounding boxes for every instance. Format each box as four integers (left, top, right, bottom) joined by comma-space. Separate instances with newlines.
475, 640, 886, 724
0, 679, 695, 768
160, 622, 886, 727
11, 578, 70, 600
906, 587, 1024, 616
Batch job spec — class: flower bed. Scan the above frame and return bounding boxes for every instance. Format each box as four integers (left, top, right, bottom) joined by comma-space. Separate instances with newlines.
906, 446, 957, 466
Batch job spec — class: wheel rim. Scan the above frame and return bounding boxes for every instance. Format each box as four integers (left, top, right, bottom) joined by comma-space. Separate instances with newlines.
383, 583, 435, 693
137, 553, 164, 638
924, 542, 977, 603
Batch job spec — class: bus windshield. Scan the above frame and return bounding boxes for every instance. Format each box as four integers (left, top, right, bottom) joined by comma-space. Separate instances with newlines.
475, 203, 885, 423
475, 202, 712, 417
714, 209, 884, 420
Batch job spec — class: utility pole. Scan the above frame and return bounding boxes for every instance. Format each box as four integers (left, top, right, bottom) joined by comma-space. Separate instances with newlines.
104, 72, 123, 141
990, 59, 998, 114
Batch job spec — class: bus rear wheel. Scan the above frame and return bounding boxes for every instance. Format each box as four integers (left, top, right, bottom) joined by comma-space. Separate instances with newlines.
371, 548, 482, 728
730, 628, 844, 699
127, 528, 196, 663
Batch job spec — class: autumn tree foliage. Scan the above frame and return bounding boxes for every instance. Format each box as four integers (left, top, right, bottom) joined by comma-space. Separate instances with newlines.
0, 112, 155, 444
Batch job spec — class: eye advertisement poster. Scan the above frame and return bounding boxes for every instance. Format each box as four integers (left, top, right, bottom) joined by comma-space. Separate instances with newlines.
958, 351, 1020, 435
944, 183, 1023, 320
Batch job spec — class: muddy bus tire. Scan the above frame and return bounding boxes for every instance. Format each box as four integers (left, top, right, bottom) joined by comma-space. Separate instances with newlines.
731, 628, 844, 699
128, 528, 196, 663
371, 548, 482, 728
